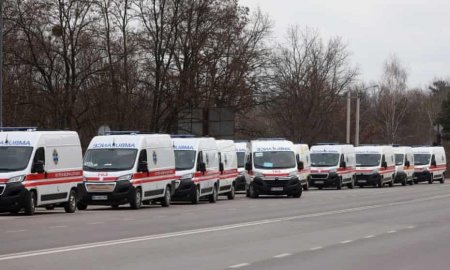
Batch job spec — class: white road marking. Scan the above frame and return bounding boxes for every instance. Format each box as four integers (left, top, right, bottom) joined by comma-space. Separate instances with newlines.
1, 193, 450, 261
88, 222, 104, 225
340, 240, 353, 244
309, 246, 323, 251
407, 225, 416, 229
49, 225, 68, 229
364, 235, 375, 239
6, 230, 26, 233
387, 230, 397, 234
229, 263, 250, 268
274, 253, 292, 258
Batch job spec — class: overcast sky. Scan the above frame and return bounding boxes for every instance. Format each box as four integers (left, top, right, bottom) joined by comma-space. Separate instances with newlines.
240, 0, 450, 88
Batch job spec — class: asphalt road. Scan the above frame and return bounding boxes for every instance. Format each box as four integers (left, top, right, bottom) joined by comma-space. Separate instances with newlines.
1, 182, 450, 270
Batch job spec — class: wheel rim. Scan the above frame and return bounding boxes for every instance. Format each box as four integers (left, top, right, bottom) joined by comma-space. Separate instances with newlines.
70, 193, 76, 209
136, 190, 141, 205
165, 189, 170, 204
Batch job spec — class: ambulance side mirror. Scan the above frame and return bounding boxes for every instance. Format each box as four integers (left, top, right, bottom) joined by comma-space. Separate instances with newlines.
297, 161, 304, 171
32, 161, 45, 174
219, 162, 224, 172
245, 162, 252, 171
405, 160, 410, 167
138, 161, 148, 173
431, 160, 437, 167
197, 162, 206, 173
340, 161, 347, 169
382, 161, 387, 169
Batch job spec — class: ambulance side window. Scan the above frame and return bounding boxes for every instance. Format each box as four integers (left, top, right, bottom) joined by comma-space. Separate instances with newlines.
34, 147, 45, 164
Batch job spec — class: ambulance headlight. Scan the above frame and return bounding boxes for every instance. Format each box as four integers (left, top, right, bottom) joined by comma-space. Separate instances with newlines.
372, 169, 378, 174
8, 175, 26, 183
181, 173, 193, 180
117, 174, 133, 181
239, 171, 245, 176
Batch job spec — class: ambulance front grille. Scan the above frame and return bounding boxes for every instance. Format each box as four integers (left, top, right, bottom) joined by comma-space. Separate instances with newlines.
85, 183, 116, 193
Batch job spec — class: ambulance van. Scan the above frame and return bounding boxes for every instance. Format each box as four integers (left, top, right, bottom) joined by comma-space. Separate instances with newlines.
355, 145, 395, 188
309, 144, 356, 190
413, 146, 447, 184
79, 133, 178, 210
294, 144, 311, 190
244, 139, 302, 198
172, 137, 220, 204
393, 146, 414, 186
234, 141, 248, 191
216, 140, 239, 200
0, 128, 82, 215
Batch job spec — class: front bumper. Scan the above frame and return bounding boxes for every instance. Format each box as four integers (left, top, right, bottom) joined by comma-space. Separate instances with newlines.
172, 178, 196, 200
78, 181, 135, 206
309, 173, 340, 188
235, 175, 247, 191
413, 171, 432, 182
251, 177, 301, 195
355, 173, 381, 186
0, 183, 28, 212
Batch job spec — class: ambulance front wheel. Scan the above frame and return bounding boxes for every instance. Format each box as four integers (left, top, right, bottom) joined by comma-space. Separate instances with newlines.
161, 186, 171, 207
209, 184, 218, 203
227, 184, 236, 200
24, 190, 36, 216
191, 186, 201, 204
130, 187, 142, 210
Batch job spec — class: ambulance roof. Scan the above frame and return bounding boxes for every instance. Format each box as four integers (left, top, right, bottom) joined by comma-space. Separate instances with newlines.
311, 144, 353, 153
0, 131, 80, 147
88, 134, 172, 149
216, 140, 236, 153
250, 140, 294, 152
172, 137, 217, 151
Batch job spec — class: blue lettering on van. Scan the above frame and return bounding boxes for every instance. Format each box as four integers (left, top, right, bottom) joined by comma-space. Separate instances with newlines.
0, 140, 32, 146
256, 147, 291, 152
175, 145, 195, 150
92, 143, 136, 148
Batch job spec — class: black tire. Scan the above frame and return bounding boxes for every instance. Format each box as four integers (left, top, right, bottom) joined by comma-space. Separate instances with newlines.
348, 179, 355, 189
377, 178, 383, 188
358, 185, 363, 188
402, 176, 407, 186
130, 188, 142, 209
318, 186, 323, 190
414, 180, 418, 184
24, 190, 36, 216
227, 184, 236, 200
209, 185, 218, 203
191, 186, 200, 204
249, 184, 259, 198
440, 177, 445, 184
388, 178, 394, 187
337, 178, 342, 190
303, 181, 309, 191
161, 186, 171, 207
292, 188, 302, 198
45, 205, 55, 210
409, 178, 414, 185
77, 201, 88, 210
64, 190, 77, 213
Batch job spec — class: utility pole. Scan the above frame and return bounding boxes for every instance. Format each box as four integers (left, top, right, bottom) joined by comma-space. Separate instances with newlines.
346, 91, 351, 144
0, 0, 3, 127
355, 85, 379, 146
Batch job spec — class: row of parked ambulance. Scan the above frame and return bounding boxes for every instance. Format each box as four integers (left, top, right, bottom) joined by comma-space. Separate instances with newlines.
0, 128, 447, 215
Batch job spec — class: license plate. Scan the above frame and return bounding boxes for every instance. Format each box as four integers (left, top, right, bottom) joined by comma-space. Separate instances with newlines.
315, 181, 324, 184
271, 187, 284, 191
92, 195, 108, 200
358, 180, 367, 183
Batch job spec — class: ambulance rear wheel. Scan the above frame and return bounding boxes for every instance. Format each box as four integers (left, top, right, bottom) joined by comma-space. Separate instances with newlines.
209, 185, 218, 203
161, 186, 171, 207
130, 188, 142, 210
227, 184, 236, 200
249, 184, 259, 198
24, 190, 36, 216
402, 176, 407, 186
440, 177, 445, 184
348, 179, 355, 189
303, 181, 309, 191
77, 202, 88, 210
64, 190, 77, 213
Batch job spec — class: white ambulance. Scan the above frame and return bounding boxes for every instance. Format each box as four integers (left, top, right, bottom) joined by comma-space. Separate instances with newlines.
413, 146, 447, 184
309, 144, 356, 190
355, 145, 395, 188
393, 146, 414, 186
234, 141, 248, 191
172, 137, 220, 204
216, 140, 239, 200
0, 128, 82, 215
294, 144, 311, 190
244, 139, 302, 198
79, 133, 178, 210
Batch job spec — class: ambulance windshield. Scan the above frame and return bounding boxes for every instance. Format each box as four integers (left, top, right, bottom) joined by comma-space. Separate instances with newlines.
83, 149, 138, 171
174, 150, 196, 170
237, 152, 246, 168
0, 146, 33, 172
414, 154, 431, 165
395, 154, 404, 166
310, 153, 340, 167
253, 151, 296, 169
356, 154, 381, 167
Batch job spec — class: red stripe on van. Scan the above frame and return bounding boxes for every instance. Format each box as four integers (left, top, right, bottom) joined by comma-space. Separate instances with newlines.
24, 177, 82, 188
26, 170, 83, 181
